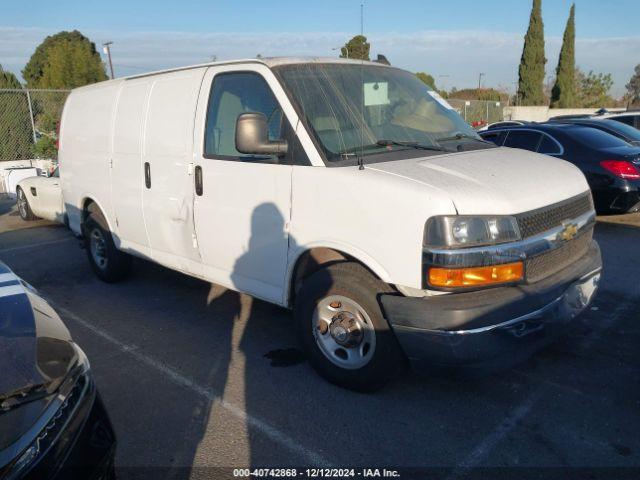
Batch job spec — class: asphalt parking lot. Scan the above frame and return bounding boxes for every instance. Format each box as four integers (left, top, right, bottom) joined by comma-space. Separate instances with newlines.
1, 196, 639, 479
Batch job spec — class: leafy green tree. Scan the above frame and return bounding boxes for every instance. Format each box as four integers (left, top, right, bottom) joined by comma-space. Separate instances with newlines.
625, 64, 640, 106
33, 136, 57, 159
551, 4, 575, 107
340, 35, 370, 61
575, 68, 615, 107
0, 66, 22, 89
0, 66, 33, 161
416, 72, 437, 90
517, 0, 547, 106
23, 30, 107, 89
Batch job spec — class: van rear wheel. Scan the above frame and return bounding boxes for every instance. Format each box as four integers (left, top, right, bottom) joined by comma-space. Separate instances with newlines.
294, 262, 405, 392
83, 210, 131, 283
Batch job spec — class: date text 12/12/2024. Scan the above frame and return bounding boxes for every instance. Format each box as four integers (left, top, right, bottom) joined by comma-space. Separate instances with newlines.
233, 469, 401, 478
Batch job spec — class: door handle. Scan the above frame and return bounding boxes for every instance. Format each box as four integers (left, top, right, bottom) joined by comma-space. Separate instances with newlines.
144, 162, 151, 188
195, 165, 203, 196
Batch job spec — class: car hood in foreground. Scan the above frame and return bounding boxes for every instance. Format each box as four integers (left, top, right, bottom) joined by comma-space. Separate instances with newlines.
368, 147, 591, 215
0, 262, 77, 450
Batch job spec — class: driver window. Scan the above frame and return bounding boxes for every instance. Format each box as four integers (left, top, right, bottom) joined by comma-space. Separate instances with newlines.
204, 72, 283, 159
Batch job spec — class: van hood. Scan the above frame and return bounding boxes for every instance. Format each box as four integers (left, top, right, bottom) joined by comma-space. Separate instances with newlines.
367, 147, 591, 215
0, 262, 77, 451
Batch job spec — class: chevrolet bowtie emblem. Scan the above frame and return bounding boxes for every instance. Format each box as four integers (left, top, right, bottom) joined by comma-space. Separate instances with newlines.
558, 222, 579, 242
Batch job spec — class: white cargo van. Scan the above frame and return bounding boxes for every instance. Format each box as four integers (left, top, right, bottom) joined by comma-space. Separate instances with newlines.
60, 58, 602, 391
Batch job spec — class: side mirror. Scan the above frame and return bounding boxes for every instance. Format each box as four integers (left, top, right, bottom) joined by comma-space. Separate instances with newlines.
235, 112, 288, 156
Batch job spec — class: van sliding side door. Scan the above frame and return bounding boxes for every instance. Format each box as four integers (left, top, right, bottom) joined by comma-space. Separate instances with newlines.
140, 68, 206, 274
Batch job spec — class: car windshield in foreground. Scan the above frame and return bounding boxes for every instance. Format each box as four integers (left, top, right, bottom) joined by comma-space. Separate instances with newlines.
274, 63, 483, 166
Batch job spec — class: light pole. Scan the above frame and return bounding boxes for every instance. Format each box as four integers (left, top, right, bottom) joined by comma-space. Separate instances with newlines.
102, 42, 115, 79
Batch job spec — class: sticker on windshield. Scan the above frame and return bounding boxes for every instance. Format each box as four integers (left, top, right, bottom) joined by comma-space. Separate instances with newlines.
427, 90, 454, 110
364, 82, 390, 106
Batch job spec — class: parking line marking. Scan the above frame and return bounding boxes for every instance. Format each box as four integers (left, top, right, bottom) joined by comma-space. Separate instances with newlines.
579, 294, 637, 350
0, 238, 75, 254
447, 287, 640, 479
53, 304, 333, 468
446, 388, 544, 480
512, 370, 586, 398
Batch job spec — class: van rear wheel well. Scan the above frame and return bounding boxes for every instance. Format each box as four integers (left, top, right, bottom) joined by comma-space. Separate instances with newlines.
81, 199, 101, 227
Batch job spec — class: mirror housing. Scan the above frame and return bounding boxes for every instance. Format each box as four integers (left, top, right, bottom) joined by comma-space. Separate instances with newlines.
235, 112, 288, 156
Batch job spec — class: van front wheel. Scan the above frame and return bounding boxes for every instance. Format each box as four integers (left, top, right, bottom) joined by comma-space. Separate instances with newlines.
83, 211, 131, 283
294, 262, 405, 392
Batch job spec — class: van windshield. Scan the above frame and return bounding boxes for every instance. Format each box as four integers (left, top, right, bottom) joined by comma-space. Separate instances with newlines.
274, 63, 486, 166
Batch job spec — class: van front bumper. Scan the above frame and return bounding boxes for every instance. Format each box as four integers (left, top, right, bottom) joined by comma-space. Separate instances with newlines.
381, 241, 602, 370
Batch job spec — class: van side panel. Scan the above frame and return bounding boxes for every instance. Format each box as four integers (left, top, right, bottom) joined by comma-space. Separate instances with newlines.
60, 83, 121, 236
141, 68, 206, 274
111, 80, 151, 250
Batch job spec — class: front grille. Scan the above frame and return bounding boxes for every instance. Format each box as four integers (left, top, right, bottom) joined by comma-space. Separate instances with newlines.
34, 374, 87, 456
8, 374, 89, 480
516, 193, 593, 238
525, 226, 593, 283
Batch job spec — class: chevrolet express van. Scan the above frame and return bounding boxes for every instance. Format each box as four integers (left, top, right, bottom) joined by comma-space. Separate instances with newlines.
60, 58, 602, 391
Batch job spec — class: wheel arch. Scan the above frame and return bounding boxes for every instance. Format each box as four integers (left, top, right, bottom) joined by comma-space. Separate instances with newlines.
16, 183, 33, 200
285, 244, 391, 308
80, 196, 115, 235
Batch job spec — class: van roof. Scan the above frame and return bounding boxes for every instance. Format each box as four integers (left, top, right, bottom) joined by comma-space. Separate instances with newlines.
71, 57, 390, 91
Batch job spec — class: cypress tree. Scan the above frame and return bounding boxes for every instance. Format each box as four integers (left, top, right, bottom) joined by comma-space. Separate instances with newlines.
551, 4, 576, 107
517, 0, 547, 106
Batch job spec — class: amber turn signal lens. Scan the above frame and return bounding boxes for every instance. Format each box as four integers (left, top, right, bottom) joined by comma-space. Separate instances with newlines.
429, 262, 524, 288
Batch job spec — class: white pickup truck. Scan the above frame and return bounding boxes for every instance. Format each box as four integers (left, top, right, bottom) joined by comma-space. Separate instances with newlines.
60, 58, 602, 391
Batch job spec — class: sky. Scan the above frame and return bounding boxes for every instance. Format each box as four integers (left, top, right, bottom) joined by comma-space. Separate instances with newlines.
1, 0, 638, 96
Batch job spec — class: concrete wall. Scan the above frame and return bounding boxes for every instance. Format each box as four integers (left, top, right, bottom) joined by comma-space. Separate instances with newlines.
503, 106, 625, 122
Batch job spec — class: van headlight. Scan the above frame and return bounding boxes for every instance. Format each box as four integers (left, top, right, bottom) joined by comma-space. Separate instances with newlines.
424, 216, 521, 248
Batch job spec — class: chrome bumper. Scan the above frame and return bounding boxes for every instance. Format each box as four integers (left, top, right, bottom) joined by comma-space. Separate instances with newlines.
383, 241, 602, 369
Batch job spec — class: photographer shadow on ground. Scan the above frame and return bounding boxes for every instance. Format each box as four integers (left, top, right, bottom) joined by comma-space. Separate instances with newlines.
227, 203, 407, 466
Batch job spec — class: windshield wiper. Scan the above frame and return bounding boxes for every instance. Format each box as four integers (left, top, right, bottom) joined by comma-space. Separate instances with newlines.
375, 139, 451, 152
339, 139, 451, 168
435, 133, 495, 145
0, 383, 49, 412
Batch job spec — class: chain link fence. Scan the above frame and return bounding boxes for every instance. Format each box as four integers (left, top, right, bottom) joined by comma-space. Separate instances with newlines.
447, 99, 504, 129
0, 89, 70, 162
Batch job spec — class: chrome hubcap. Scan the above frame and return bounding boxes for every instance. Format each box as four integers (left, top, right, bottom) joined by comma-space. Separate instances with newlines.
312, 295, 376, 370
89, 229, 108, 270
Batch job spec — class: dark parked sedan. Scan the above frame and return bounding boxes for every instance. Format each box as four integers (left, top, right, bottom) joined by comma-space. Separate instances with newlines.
548, 118, 640, 146
0, 262, 115, 480
480, 123, 640, 213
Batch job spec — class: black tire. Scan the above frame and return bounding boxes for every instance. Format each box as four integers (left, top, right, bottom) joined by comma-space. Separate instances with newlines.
16, 187, 38, 221
83, 208, 131, 283
294, 262, 406, 392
